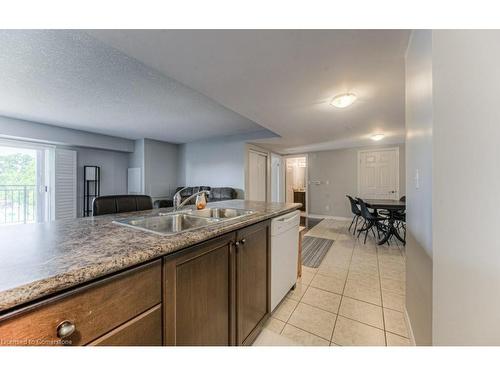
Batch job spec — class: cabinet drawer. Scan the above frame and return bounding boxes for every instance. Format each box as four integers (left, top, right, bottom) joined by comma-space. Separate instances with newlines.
0, 260, 161, 346
88, 304, 162, 346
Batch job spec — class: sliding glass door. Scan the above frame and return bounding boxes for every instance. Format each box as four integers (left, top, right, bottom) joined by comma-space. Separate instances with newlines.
0, 140, 53, 225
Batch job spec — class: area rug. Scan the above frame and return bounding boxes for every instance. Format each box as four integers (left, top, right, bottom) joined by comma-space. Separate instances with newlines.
301, 236, 334, 268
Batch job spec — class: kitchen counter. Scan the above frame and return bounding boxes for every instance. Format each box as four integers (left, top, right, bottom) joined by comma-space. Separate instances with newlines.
0, 200, 300, 313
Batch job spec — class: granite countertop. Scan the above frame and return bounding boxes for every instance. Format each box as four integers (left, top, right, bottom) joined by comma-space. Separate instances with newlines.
0, 200, 300, 314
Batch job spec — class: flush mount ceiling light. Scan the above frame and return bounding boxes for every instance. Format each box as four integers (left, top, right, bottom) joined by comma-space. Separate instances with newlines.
370, 134, 385, 141
330, 93, 357, 108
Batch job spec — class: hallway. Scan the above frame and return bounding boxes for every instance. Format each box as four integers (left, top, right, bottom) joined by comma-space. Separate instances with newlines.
254, 219, 409, 346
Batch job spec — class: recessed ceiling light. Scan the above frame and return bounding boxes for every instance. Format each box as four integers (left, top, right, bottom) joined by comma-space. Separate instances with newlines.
370, 134, 385, 141
330, 93, 357, 108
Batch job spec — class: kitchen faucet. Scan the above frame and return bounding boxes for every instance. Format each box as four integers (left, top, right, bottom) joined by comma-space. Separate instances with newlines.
173, 188, 210, 211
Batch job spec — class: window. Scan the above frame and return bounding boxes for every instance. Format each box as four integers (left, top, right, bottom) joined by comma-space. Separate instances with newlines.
0, 139, 54, 224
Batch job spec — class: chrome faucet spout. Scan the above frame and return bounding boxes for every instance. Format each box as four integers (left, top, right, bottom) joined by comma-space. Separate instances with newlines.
173, 187, 190, 210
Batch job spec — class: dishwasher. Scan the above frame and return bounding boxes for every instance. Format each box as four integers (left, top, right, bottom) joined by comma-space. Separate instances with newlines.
271, 210, 301, 311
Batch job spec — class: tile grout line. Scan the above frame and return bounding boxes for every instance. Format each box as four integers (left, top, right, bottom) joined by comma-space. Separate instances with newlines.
375, 240, 388, 346
334, 314, 385, 333
271, 220, 406, 346
329, 226, 356, 345
278, 269, 314, 336
285, 321, 333, 343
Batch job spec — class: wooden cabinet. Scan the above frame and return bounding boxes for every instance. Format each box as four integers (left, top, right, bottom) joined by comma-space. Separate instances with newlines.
164, 233, 235, 346
0, 260, 162, 346
163, 220, 271, 346
88, 305, 162, 346
0, 220, 272, 346
235, 221, 270, 345
294, 191, 306, 212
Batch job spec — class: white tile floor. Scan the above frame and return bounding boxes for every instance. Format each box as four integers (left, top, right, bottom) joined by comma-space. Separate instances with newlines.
253, 218, 411, 346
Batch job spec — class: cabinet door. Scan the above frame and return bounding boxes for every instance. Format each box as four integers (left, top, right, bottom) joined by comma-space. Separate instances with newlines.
236, 221, 270, 345
164, 233, 236, 346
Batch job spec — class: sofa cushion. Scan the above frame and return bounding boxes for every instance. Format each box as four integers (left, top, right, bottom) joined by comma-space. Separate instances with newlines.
173, 186, 236, 204
175, 186, 211, 202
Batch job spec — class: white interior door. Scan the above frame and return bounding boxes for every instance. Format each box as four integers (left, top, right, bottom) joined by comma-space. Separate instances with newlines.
358, 148, 399, 200
248, 150, 267, 201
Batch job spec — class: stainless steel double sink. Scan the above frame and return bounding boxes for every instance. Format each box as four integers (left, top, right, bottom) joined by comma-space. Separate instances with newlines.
113, 208, 256, 236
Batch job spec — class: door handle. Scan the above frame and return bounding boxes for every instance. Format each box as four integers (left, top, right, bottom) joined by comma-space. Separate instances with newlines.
280, 215, 298, 223
234, 239, 246, 247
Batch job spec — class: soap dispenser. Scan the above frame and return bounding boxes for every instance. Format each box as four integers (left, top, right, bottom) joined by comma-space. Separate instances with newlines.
196, 193, 207, 210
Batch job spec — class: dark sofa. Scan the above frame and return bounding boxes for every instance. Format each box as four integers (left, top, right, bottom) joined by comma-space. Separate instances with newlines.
153, 186, 238, 208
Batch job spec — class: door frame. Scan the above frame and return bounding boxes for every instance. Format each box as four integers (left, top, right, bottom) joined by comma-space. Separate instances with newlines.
270, 153, 285, 203
244, 144, 271, 201
283, 154, 309, 217
357, 146, 400, 199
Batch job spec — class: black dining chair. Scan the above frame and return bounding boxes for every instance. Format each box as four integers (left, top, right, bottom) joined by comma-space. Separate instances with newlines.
357, 198, 387, 244
346, 195, 362, 235
394, 199, 406, 242
379, 195, 406, 220
395, 210, 406, 231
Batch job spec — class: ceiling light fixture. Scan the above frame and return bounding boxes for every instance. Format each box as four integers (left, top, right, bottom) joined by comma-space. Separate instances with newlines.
330, 93, 357, 108
370, 134, 385, 141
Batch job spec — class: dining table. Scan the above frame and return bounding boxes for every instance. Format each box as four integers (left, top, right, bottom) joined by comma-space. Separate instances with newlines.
364, 199, 406, 245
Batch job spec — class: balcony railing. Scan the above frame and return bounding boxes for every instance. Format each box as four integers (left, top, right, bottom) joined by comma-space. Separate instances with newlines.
0, 185, 36, 225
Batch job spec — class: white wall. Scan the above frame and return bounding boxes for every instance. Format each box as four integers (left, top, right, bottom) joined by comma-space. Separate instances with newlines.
405, 29, 433, 345
143, 139, 179, 200
432, 30, 500, 345
74, 147, 129, 217
128, 138, 179, 200
307, 144, 405, 218
178, 138, 246, 197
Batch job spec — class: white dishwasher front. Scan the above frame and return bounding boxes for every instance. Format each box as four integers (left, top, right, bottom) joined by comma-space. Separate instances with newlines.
271, 210, 300, 311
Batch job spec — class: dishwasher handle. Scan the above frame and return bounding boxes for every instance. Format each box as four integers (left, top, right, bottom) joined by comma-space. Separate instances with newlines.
279, 214, 298, 223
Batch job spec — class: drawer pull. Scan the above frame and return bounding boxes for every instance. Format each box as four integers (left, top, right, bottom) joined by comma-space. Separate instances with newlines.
57, 320, 76, 338
240, 238, 246, 244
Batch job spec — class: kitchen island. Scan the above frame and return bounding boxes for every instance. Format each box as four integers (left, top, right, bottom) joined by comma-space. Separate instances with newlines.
0, 200, 301, 346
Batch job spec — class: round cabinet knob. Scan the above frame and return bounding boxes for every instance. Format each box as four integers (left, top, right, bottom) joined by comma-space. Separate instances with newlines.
240, 238, 246, 244
56, 320, 76, 339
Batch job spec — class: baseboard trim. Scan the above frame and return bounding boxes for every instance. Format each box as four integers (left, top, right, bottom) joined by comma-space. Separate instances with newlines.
404, 308, 417, 346
307, 214, 352, 221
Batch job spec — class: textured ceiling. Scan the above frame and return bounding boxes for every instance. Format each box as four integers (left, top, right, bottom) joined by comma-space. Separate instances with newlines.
0, 30, 269, 143
89, 30, 410, 153
0, 30, 410, 152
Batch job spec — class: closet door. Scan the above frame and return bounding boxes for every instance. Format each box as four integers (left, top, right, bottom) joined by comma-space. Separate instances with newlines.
248, 150, 267, 201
